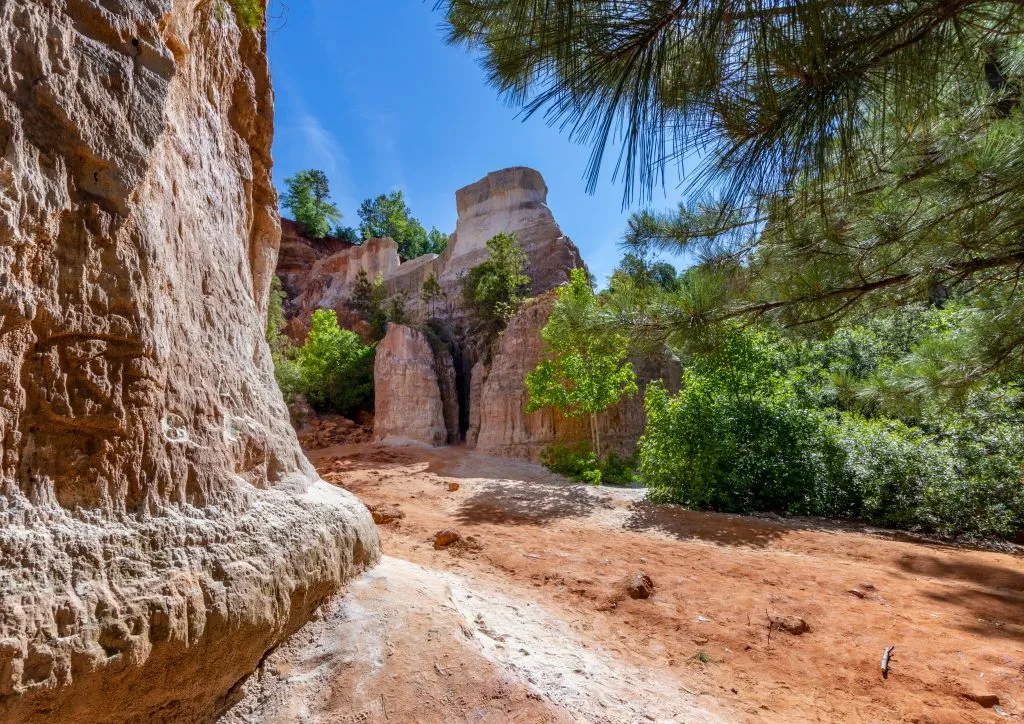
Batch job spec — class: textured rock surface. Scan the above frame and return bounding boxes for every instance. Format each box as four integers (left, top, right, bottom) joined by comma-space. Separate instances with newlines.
0, 2, 378, 721
373, 325, 447, 446
473, 294, 680, 462
437, 166, 585, 297
291, 236, 402, 324
276, 219, 355, 301
280, 167, 584, 327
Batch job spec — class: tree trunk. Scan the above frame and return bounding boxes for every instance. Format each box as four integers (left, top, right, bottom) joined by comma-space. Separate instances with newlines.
591, 412, 601, 460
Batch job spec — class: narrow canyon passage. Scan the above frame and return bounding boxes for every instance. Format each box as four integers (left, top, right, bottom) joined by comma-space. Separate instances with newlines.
226, 444, 1024, 723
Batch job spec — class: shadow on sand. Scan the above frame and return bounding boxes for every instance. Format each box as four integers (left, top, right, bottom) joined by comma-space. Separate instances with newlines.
453, 478, 613, 526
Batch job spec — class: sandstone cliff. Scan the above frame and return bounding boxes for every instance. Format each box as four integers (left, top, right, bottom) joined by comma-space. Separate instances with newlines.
373, 325, 449, 446
279, 167, 584, 327
0, 2, 378, 721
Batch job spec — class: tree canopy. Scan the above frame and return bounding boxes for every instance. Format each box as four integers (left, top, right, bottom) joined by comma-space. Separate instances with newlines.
357, 190, 449, 258
460, 232, 531, 336
439, 0, 1024, 386
281, 169, 342, 239
526, 269, 638, 458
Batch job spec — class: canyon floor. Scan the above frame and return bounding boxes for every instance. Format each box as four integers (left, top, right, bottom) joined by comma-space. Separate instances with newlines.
226, 443, 1024, 723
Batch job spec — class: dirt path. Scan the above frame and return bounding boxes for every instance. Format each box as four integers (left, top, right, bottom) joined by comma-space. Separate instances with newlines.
227, 443, 1024, 723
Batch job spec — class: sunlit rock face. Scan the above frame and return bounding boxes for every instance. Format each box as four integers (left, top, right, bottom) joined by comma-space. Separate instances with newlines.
437, 166, 585, 297
280, 166, 585, 325
0, 1, 378, 721
373, 324, 449, 446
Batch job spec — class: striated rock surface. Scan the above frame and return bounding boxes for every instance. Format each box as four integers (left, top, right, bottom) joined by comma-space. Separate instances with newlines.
437, 166, 584, 297
473, 294, 680, 462
280, 167, 584, 327
276, 219, 355, 301
291, 236, 401, 323
0, 2, 378, 722
373, 325, 447, 446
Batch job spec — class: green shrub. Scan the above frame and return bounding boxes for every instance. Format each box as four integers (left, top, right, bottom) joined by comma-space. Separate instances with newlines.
636, 325, 1024, 537
601, 450, 637, 486
294, 309, 375, 416
230, 0, 263, 29
541, 443, 602, 484
639, 328, 838, 513
539, 443, 638, 486
832, 412, 1024, 538
640, 381, 835, 513
461, 232, 530, 333
273, 357, 302, 404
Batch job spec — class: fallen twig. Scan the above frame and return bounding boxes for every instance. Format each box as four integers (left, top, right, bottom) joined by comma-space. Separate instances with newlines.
881, 645, 895, 679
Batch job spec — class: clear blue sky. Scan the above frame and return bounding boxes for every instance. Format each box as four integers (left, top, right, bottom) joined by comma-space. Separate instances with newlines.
266, 1, 680, 286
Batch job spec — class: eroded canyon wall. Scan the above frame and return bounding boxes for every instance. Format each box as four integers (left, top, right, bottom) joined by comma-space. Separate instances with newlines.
0, 2, 378, 721
278, 167, 585, 326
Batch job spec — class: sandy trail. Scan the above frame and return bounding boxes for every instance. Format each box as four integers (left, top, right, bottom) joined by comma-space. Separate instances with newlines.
227, 443, 1024, 723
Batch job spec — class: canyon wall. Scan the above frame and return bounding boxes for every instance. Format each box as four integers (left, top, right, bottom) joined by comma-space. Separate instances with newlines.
279, 167, 585, 326
277, 166, 678, 459
0, 2, 378, 721
373, 325, 448, 446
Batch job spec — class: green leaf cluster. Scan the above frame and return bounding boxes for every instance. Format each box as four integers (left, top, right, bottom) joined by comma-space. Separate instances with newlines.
526, 268, 638, 458
357, 190, 449, 258
228, 0, 262, 28
460, 232, 530, 335
284, 309, 375, 417
282, 170, 342, 240
638, 324, 1024, 539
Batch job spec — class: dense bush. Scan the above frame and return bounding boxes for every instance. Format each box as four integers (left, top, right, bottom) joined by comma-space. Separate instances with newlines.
295, 310, 375, 415
639, 330, 842, 514
637, 326, 1024, 539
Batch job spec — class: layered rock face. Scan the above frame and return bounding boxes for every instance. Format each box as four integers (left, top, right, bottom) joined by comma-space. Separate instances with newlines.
436, 166, 584, 297
0, 2, 378, 721
373, 325, 448, 446
289, 236, 403, 324
281, 167, 584, 325
472, 294, 680, 462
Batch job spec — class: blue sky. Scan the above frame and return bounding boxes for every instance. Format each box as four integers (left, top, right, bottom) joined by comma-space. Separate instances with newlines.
267, 1, 681, 286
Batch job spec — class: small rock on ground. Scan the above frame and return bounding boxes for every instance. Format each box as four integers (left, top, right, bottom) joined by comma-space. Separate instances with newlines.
369, 504, 405, 525
625, 572, 655, 600
434, 529, 462, 549
769, 612, 810, 636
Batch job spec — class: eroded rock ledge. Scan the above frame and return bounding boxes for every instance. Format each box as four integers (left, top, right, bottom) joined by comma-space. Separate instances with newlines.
0, 1, 378, 720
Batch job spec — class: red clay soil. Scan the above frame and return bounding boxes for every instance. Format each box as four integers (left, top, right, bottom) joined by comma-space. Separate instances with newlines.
233, 443, 1024, 723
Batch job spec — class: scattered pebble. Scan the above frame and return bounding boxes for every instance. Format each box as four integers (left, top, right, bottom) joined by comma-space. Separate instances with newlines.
368, 504, 405, 525
625, 572, 655, 600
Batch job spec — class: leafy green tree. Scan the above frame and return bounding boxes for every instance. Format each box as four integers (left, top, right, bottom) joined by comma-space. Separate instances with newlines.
426, 227, 450, 255
334, 225, 360, 245
357, 190, 431, 258
348, 269, 406, 341
421, 273, 446, 318
295, 309, 375, 415
282, 170, 341, 239
460, 232, 530, 334
526, 269, 638, 459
